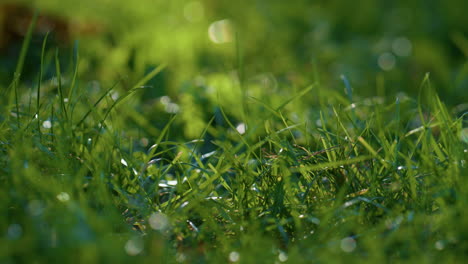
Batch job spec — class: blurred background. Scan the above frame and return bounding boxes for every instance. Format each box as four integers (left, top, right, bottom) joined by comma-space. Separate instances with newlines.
1, 0, 467, 138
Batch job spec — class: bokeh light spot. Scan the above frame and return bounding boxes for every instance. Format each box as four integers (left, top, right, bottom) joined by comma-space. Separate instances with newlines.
392, 37, 412, 57
125, 237, 144, 256
378, 52, 396, 71
435, 240, 445, 250
7, 224, 23, 240
28, 200, 45, 216
56, 192, 70, 202
460, 128, 468, 143
278, 251, 288, 262
208, 19, 234, 44
340, 237, 357, 252
42, 120, 52, 129
149, 212, 169, 231
184, 1, 204, 23
229, 251, 240, 262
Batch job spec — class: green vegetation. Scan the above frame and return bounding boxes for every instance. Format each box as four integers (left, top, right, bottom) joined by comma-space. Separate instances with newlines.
1, 0, 467, 263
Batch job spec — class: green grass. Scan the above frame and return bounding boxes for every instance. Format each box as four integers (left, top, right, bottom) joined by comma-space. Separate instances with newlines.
1, 1, 468, 263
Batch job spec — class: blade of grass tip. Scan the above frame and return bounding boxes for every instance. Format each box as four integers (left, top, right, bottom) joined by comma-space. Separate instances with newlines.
37, 32, 50, 140
278, 111, 296, 144
247, 84, 315, 144
6, 10, 38, 128
188, 116, 215, 168
28, 88, 33, 120
218, 105, 260, 160
341, 74, 357, 122
340, 74, 353, 102
75, 80, 120, 127
331, 106, 359, 157
247, 96, 277, 116
92, 64, 166, 130
417, 73, 431, 128
90, 64, 165, 148
235, 31, 247, 119
357, 136, 390, 169
249, 123, 302, 154
275, 83, 315, 112
292, 155, 371, 172
394, 97, 401, 167
55, 48, 68, 120
142, 114, 178, 175
319, 110, 336, 162
92, 85, 146, 147
67, 40, 80, 109
132, 63, 167, 89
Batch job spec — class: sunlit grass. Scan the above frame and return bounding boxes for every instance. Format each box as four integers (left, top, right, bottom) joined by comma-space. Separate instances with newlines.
1, 2, 468, 263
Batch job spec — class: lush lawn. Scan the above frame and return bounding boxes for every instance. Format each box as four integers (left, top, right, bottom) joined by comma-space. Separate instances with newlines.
1, 1, 467, 263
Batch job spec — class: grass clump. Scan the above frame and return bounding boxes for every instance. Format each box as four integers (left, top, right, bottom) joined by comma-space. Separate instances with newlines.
1, 3, 468, 264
